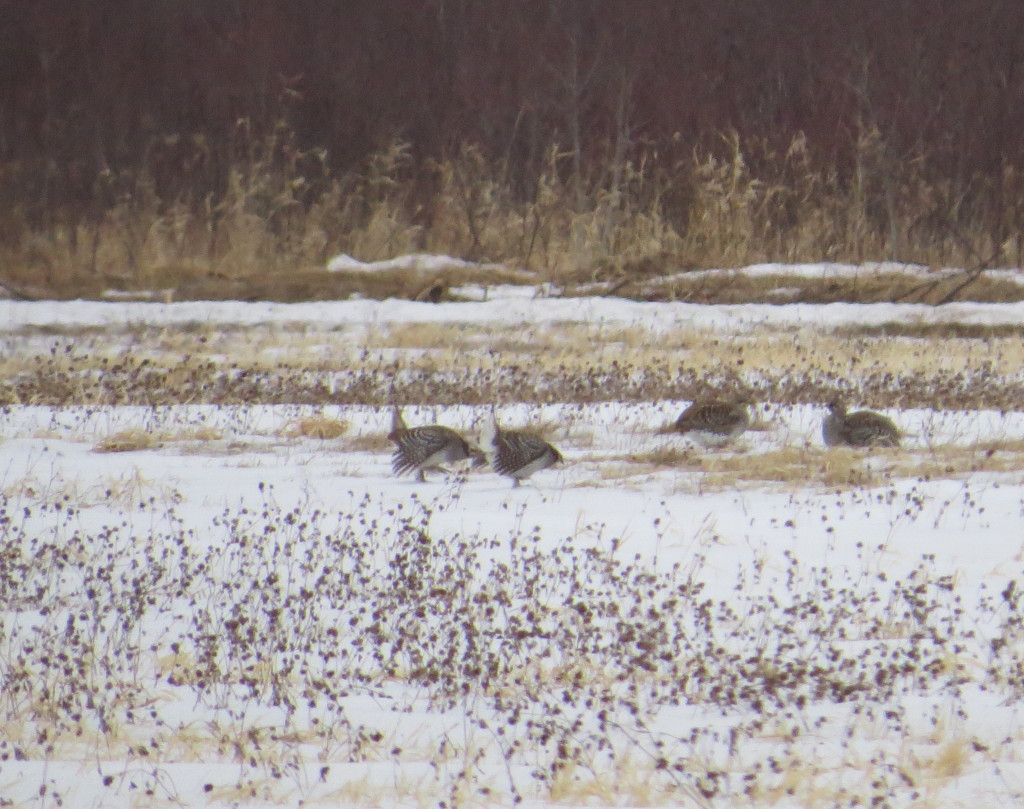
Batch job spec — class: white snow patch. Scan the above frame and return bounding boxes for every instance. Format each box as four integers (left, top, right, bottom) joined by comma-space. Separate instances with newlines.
5, 294, 1024, 335
672, 260, 1024, 283
326, 251, 510, 274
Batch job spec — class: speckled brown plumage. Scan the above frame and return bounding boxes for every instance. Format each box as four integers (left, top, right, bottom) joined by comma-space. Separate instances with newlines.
388, 406, 475, 481
482, 416, 562, 487
674, 397, 752, 446
822, 400, 900, 448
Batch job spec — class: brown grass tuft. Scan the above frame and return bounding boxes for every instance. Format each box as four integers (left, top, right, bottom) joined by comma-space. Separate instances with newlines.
625, 269, 1024, 306
926, 739, 971, 779
284, 416, 348, 440
94, 429, 160, 453
342, 433, 393, 453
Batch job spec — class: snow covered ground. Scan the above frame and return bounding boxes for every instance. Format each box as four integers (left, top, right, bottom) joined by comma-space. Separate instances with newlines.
3, 270, 1024, 807
325, 251, 512, 275
6, 286, 1024, 335
4, 290, 1024, 342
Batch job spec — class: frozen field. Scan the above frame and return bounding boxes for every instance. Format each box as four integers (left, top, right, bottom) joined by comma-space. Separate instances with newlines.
3, 271, 1024, 808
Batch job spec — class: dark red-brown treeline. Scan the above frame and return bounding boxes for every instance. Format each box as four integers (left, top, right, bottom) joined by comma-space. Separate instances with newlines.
2, 0, 1023, 249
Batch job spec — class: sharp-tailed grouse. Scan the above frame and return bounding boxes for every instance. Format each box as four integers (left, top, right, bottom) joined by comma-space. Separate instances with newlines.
674, 396, 752, 447
822, 400, 900, 448
481, 415, 562, 487
387, 406, 475, 481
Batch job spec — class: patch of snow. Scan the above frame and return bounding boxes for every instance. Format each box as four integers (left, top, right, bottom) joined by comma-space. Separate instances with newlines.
450, 282, 562, 300
101, 288, 175, 302
326, 251, 510, 274
706, 260, 931, 278
660, 260, 1024, 284
5, 295, 1024, 336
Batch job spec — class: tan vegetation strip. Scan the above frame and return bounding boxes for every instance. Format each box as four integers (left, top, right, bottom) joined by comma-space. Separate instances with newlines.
623, 271, 1024, 305
7, 320, 1024, 375
610, 443, 1024, 492
94, 427, 225, 453
3, 317, 1024, 409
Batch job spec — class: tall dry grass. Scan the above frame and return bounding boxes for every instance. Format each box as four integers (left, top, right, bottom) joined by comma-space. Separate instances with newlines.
1, 127, 1021, 300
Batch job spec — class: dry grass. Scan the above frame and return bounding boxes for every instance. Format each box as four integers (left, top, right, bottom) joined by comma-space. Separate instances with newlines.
629, 445, 696, 468
620, 268, 1024, 305
607, 440, 1024, 493
341, 432, 393, 453
179, 425, 226, 443
283, 415, 348, 440
4, 133, 1024, 303
924, 739, 972, 779
621, 445, 888, 490
369, 320, 1024, 392
0, 260, 531, 305
4, 312, 1024, 413
837, 322, 1024, 340
94, 428, 160, 453
549, 759, 680, 805
94, 426, 226, 453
